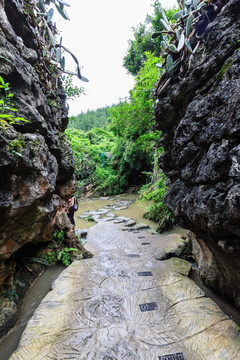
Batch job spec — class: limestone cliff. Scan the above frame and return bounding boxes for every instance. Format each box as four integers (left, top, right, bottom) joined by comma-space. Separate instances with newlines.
155, 0, 240, 308
0, 0, 78, 335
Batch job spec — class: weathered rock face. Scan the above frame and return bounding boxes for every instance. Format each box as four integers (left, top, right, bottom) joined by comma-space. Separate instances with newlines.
155, 0, 240, 308
0, 0, 76, 298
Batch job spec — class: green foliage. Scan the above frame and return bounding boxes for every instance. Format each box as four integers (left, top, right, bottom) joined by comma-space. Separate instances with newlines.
9, 136, 26, 157
138, 172, 176, 232
65, 127, 116, 181
41, 231, 79, 267
153, 0, 208, 97
62, 75, 85, 100
52, 229, 65, 243
42, 251, 57, 266
111, 137, 153, 190
57, 247, 78, 267
123, 23, 155, 76
123, 1, 177, 75
66, 53, 163, 195
3, 289, 18, 301
93, 166, 119, 195
69, 107, 112, 132
0, 76, 30, 128
85, 214, 94, 222
111, 52, 161, 140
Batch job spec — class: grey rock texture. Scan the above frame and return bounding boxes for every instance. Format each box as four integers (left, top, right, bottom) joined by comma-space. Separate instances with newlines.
0, 0, 76, 331
154, 0, 240, 307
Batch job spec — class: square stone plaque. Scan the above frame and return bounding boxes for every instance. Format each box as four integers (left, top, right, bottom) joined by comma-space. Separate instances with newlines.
139, 302, 158, 312
138, 271, 153, 276
158, 353, 187, 360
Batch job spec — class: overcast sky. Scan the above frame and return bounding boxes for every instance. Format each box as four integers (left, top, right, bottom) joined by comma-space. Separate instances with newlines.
55, 0, 177, 116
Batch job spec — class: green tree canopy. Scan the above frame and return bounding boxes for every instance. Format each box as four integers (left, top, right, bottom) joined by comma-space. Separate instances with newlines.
123, 1, 177, 75
68, 106, 112, 132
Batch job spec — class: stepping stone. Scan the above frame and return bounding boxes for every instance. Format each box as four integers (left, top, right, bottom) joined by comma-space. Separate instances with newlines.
114, 206, 128, 211
131, 223, 149, 231
113, 219, 124, 224
124, 220, 136, 227
116, 216, 131, 222
106, 212, 115, 217
139, 302, 158, 312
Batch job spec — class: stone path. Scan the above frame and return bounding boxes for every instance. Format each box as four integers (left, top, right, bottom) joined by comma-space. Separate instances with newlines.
10, 220, 240, 360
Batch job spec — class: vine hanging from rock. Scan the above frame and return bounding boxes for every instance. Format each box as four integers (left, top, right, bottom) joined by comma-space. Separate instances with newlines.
24, 0, 88, 85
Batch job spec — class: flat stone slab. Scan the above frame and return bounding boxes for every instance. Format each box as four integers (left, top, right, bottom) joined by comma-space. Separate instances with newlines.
124, 219, 136, 227
126, 223, 149, 231
10, 222, 240, 360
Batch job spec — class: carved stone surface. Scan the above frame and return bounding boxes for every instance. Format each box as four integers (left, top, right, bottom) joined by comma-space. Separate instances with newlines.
154, 0, 240, 308
10, 222, 240, 359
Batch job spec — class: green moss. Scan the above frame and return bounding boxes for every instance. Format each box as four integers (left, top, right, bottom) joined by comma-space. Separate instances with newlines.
213, 58, 232, 90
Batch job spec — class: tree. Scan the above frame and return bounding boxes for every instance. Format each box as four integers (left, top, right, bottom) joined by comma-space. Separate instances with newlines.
123, 0, 177, 76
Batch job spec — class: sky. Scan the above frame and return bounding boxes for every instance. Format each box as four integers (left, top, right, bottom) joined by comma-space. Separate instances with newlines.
55, 0, 177, 116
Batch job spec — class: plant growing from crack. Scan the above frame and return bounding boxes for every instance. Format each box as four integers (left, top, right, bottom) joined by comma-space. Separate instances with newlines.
33, 0, 88, 82
57, 247, 78, 266
0, 76, 30, 129
152, 0, 217, 98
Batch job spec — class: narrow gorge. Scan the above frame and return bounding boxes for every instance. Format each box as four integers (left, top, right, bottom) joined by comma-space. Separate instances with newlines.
0, 0, 240, 359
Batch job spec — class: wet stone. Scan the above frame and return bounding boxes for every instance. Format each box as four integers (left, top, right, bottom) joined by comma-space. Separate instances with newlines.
139, 302, 158, 312
124, 220, 136, 227
113, 219, 124, 224
158, 353, 187, 360
138, 271, 153, 276
106, 212, 115, 217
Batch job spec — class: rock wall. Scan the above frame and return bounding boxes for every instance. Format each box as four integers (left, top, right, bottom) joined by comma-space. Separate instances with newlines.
0, 0, 76, 324
155, 0, 240, 308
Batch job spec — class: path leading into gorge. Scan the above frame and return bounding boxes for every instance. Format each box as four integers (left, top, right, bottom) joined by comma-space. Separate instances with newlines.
10, 216, 240, 360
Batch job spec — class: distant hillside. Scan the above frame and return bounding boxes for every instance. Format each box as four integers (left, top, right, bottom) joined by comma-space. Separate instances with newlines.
68, 106, 112, 132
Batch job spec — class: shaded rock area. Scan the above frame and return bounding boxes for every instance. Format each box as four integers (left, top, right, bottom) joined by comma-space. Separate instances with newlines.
10, 221, 240, 360
0, 0, 85, 337
154, 0, 240, 308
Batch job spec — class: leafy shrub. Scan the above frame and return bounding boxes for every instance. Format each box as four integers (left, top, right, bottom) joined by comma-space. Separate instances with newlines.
138, 172, 176, 232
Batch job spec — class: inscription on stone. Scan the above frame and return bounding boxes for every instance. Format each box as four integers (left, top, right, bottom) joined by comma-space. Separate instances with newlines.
141, 242, 151, 245
128, 254, 140, 258
138, 271, 153, 276
139, 302, 158, 312
158, 352, 187, 360
138, 236, 146, 239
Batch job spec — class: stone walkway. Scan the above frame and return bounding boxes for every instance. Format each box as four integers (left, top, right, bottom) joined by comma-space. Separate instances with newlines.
10, 220, 240, 360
